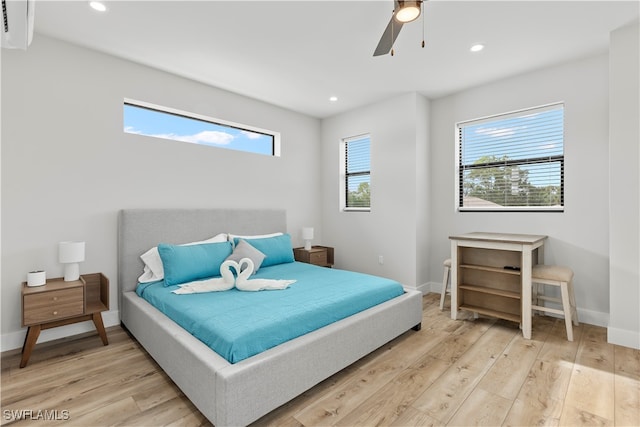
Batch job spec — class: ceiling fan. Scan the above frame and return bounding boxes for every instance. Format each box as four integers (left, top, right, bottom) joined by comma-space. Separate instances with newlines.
373, 0, 424, 56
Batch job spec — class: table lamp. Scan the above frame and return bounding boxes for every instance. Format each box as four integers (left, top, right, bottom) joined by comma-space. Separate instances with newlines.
302, 227, 314, 251
59, 241, 85, 281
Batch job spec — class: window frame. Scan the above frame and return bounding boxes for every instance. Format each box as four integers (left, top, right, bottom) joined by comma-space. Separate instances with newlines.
455, 102, 565, 213
341, 134, 371, 212
123, 98, 281, 157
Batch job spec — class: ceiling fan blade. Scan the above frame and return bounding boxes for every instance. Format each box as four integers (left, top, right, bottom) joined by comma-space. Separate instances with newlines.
373, 18, 404, 56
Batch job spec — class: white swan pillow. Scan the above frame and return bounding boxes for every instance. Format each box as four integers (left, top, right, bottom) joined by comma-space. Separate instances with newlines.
225, 239, 266, 273
138, 233, 228, 283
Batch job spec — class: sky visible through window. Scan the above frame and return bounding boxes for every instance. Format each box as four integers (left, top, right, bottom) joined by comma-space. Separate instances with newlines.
346, 136, 371, 192
461, 107, 563, 187
123, 103, 274, 156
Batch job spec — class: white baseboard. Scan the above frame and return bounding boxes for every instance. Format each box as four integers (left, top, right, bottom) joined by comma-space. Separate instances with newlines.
415, 282, 432, 295
423, 280, 445, 295
607, 326, 640, 349
576, 307, 609, 328
1, 310, 120, 352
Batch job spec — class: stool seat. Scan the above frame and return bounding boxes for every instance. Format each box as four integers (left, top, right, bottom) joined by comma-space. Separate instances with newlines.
443, 258, 451, 268
532, 264, 573, 283
531, 264, 578, 341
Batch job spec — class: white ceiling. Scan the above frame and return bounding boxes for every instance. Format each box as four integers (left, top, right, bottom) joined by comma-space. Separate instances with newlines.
33, 1, 639, 118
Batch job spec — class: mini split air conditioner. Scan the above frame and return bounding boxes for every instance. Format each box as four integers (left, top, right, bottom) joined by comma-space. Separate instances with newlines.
2, 0, 35, 49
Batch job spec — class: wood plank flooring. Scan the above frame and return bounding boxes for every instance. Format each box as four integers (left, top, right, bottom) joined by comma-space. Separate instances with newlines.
2, 294, 638, 426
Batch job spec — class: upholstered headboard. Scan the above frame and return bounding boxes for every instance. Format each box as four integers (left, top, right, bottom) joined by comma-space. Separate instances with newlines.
117, 209, 287, 310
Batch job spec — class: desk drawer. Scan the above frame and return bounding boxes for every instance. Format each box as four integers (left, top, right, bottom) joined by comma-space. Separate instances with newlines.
23, 288, 84, 326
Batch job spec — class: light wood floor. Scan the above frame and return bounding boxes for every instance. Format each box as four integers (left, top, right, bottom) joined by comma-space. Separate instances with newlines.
2, 294, 638, 426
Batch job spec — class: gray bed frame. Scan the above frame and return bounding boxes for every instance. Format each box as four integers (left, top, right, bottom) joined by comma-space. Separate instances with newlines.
118, 208, 423, 426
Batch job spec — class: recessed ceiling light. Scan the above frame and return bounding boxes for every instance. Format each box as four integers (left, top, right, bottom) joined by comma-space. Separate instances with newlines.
89, 1, 107, 12
329, 96, 338, 102
470, 44, 485, 52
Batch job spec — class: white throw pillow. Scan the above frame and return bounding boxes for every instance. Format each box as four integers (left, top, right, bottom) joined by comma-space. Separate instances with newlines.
225, 239, 266, 273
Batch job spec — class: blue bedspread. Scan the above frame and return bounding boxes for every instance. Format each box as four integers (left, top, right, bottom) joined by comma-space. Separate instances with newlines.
136, 261, 405, 363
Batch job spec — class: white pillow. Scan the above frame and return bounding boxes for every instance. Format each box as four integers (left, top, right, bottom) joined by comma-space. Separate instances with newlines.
228, 232, 283, 247
137, 233, 228, 283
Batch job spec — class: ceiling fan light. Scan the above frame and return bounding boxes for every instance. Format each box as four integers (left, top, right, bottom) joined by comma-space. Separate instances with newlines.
395, 1, 421, 23
89, 1, 107, 12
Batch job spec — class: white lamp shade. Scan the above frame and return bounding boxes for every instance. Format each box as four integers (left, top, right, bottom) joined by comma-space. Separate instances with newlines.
59, 241, 85, 263
302, 227, 314, 240
302, 227, 314, 251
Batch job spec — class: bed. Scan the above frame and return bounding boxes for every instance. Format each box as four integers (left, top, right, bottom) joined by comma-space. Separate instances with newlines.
118, 208, 423, 426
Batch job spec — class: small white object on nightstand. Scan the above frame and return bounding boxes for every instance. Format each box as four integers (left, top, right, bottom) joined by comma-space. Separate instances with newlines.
302, 227, 314, 251
26, 270, 46, 287
59, 241, 85, 281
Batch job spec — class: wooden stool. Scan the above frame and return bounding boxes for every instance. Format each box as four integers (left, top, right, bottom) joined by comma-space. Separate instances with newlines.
440, 258, 452, 311
531, 264, 579, 341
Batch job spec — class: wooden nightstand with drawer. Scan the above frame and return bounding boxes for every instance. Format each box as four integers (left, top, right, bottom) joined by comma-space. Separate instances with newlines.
20, 273, 109, 368
293, 246, 334, 268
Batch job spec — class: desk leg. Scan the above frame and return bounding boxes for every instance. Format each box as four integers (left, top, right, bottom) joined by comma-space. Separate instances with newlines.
450, 240, 459, 320
521, 248, 533, 339
92, 313, 109, 346
20, 325, 41, 368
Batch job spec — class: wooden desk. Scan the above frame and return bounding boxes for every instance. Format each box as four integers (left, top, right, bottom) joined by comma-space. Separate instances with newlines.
449, 232, 547, 339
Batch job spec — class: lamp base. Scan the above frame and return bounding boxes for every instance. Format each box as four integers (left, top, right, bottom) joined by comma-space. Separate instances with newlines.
63, 263, 80, 281
304, 241, 312, 251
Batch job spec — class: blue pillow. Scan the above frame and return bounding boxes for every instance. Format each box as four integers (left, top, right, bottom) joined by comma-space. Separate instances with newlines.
158, 241, 233, 286
234, 234, 294, 267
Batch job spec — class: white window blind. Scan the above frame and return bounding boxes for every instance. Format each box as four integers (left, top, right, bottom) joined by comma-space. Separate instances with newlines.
457, 103, 564, 212
344, 135, 371, 210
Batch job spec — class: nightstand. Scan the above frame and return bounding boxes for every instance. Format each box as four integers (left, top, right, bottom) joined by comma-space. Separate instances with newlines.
20, 272, 109, 368
293, 246, 334, 268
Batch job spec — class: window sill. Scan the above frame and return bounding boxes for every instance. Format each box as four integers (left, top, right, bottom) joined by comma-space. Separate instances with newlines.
343, 208, 371, 213
458, 207, 564, 213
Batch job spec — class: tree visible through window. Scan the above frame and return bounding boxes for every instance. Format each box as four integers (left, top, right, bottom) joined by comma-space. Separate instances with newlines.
344, 135, 371, 210
457, 103, 564, 211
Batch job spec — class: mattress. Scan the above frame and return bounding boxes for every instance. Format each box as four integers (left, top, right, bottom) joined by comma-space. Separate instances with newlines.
136, 261, 405, 363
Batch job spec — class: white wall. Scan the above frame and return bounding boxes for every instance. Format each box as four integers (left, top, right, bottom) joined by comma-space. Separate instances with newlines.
429, 54, 611, 326
608, 21, 640, 349
415, 95, 431, 288
1, 35, 321, 350
3, 31, 635, 352
320, 93, 430, 291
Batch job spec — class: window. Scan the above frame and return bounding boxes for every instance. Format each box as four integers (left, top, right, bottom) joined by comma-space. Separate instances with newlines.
457, 103, 564, 212
342, 134, 371, 211
123, 100, 279, 156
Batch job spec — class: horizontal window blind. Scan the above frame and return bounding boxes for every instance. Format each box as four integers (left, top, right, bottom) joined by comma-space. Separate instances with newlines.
345, 135, 371, 209
458, 103, 564, 211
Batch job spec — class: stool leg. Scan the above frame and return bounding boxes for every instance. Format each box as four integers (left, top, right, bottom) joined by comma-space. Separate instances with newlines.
440, 266, 450, 311
532, 282, 542, 316
568, 279, 579, 326
560, 281, 574, 341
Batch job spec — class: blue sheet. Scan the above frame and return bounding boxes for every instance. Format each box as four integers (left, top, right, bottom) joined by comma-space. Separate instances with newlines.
136, 261, 405, 363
